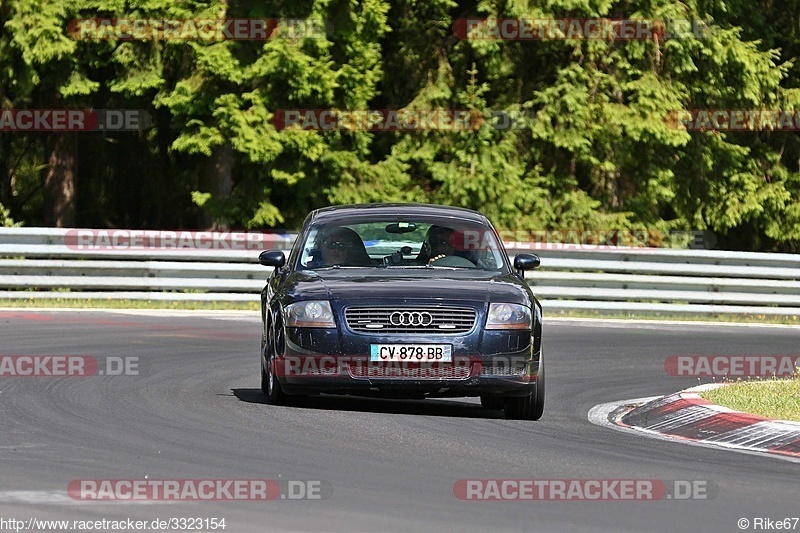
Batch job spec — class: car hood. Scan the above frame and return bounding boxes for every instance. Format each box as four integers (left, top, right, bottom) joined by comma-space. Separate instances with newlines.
280, 269, 534, 307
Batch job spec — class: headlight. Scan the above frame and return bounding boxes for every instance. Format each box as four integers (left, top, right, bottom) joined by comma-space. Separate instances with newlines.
486, 303, 531, 330
286, 301, 336, 328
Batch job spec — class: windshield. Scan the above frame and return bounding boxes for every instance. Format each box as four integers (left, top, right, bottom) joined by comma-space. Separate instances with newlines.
297, 219, 508, 272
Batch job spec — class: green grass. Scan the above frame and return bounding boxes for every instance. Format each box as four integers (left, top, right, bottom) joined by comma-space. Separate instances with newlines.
547, 309, 800, 326
700, 376, 800, 421
0, 298, 258, 311
0, 299, 799, 325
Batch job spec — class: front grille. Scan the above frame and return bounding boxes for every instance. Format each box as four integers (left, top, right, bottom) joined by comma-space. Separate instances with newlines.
347, 363, 472, 380
345, 306, 477, 334
480, 363, 527, 377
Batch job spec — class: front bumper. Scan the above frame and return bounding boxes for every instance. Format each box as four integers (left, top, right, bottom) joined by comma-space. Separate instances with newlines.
274, 327, 541, 398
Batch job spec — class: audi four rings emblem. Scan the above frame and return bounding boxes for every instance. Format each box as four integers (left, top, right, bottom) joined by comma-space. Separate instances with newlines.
390, 311, 434, 326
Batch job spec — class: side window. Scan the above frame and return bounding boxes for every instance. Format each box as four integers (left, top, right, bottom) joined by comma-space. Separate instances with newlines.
299, 228, 321, 268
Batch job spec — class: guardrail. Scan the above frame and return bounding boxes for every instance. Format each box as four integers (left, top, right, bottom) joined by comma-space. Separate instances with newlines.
1, 227, 799, 315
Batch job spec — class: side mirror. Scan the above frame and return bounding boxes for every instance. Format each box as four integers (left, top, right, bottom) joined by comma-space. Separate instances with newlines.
259, 250, 286, 268
513, 253, 540, 275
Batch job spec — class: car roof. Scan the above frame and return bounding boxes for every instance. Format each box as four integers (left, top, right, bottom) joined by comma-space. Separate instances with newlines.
308, 203, 491, 225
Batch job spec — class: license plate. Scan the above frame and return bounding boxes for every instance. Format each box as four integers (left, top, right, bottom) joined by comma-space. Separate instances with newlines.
370, 344, 452, 362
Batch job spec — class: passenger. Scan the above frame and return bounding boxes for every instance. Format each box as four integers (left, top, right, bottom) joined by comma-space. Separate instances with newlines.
426, 226, 456, 263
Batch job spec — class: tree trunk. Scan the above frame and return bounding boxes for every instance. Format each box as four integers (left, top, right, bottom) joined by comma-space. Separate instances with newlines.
44, 133, 77, 227
198, 142, 233, 230
0, 134, 12, 214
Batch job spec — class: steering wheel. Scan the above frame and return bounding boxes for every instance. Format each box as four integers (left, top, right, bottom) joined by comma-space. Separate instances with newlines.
429, 255, 476, 268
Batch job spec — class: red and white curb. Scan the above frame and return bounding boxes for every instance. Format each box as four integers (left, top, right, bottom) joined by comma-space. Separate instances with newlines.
588, 384, 800, 462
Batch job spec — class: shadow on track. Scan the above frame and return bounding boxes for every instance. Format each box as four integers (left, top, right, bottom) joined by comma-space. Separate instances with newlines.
231, 388, 506, 419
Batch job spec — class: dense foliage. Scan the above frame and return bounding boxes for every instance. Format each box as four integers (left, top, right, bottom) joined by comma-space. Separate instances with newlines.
1, 0, 799, 250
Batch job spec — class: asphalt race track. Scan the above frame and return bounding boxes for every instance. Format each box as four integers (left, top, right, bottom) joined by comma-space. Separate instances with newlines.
0, 310, 798, 532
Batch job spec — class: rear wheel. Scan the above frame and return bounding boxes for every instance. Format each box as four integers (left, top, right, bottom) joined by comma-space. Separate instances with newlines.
504, 355, 545, 420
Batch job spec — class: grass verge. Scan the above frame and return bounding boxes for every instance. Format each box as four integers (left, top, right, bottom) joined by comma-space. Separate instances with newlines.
547, 309, 800, 326
0, 298, 259, 311
0, 299, 799, 325
700, 377, 800, 421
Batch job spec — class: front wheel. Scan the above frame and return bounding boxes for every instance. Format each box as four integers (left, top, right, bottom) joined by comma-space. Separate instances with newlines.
262, 329, 290, 405
260, 355, 269, 395
504, 355, 545, 420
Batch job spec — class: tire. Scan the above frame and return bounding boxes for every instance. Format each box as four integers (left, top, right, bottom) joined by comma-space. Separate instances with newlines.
262, 323, 290, 405
504, 355, 545, 420
260, 354, 270, 395
480, 395, 505, 410
260, 335, 269, 394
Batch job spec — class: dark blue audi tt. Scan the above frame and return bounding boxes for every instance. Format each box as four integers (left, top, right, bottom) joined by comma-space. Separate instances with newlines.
258, 203, 544, 420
